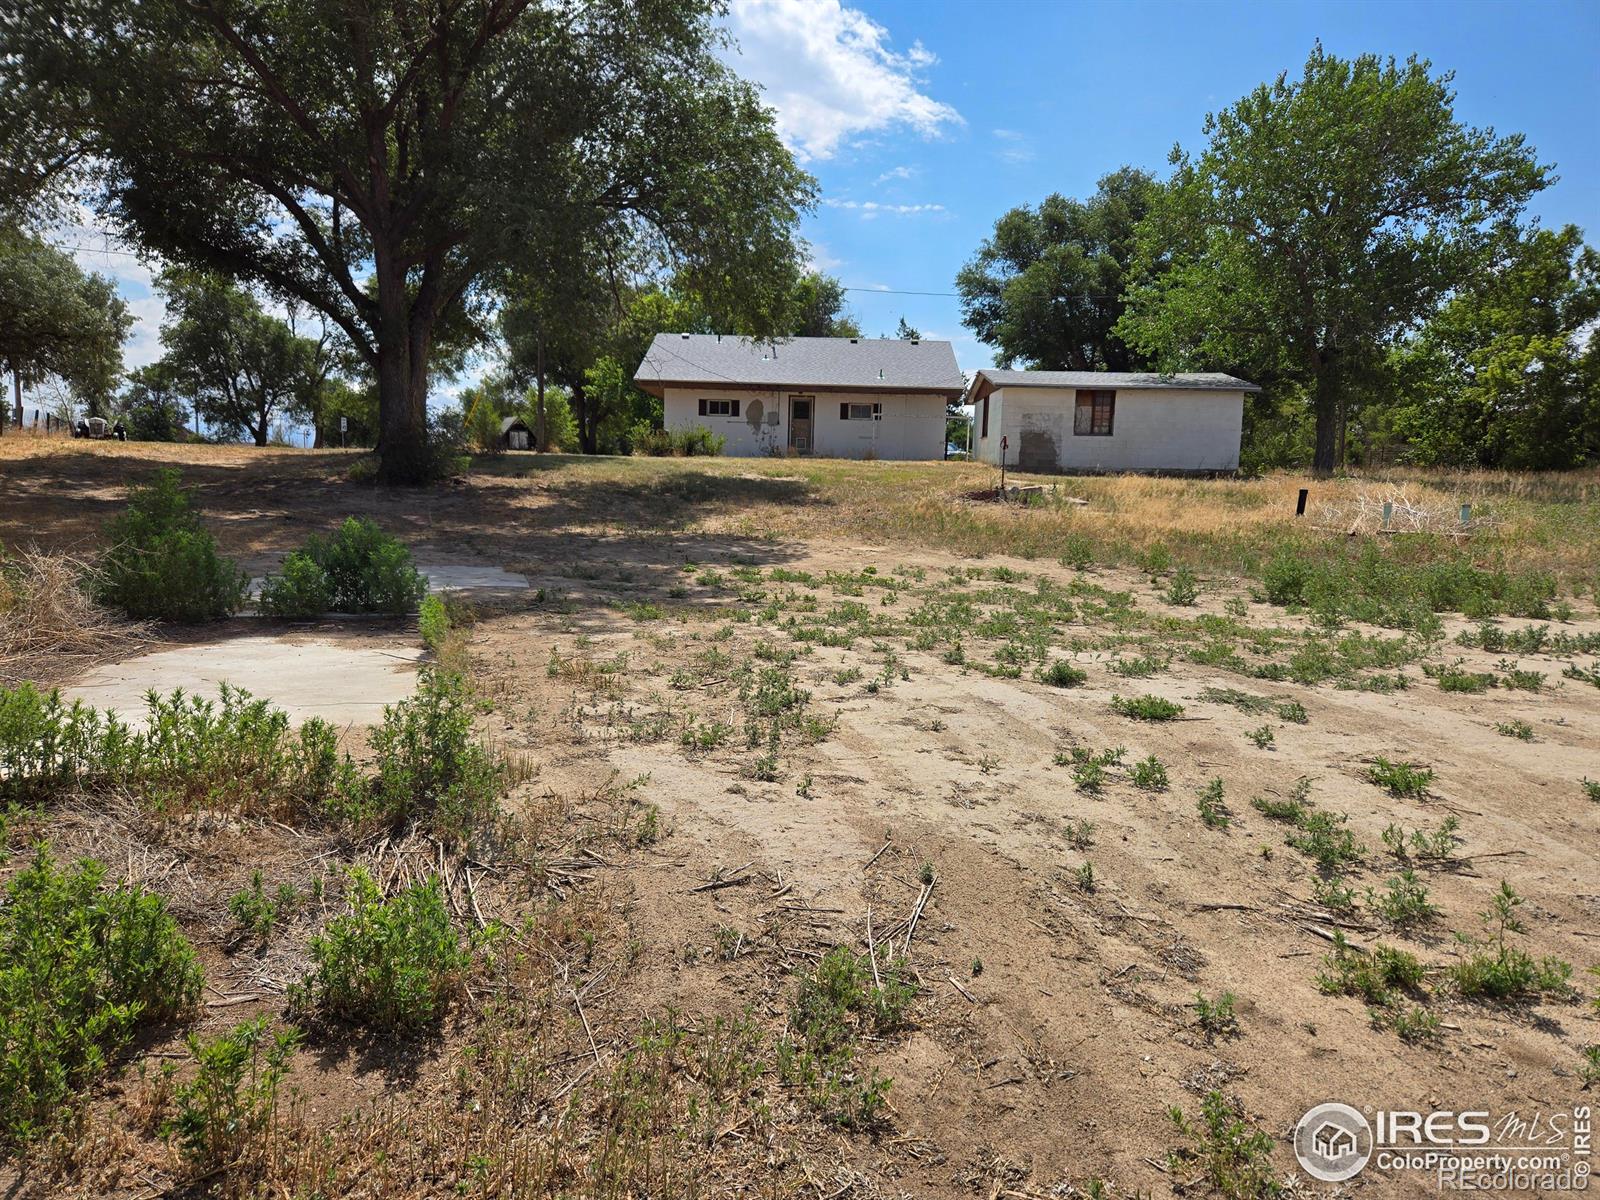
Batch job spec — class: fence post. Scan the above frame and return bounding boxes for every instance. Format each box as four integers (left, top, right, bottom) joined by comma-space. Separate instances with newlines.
1295, 488, 1308, 517
1381, 501, 1393, 531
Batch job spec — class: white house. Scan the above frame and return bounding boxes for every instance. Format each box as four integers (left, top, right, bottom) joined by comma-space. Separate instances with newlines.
966, 370, 1260, 474
633, 333, 965, 459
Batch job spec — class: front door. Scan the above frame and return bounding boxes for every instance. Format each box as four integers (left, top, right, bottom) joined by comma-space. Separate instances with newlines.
788, 396, 813, 454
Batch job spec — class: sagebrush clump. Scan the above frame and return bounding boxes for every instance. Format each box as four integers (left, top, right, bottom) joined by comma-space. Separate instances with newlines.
0, 847, 204, 1145
297, 868, 472, 1033
97, 469, 247, 622
260, 516, 426, 617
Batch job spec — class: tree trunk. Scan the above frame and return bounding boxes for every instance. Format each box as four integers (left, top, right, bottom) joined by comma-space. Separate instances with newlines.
535, 334, 547, 452
1311, 363, 1341, 475
372, 248, 432, 484
573, 380, 598, 454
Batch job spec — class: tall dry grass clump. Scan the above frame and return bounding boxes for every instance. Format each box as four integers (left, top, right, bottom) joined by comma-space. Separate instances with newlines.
0, 548, 143, 685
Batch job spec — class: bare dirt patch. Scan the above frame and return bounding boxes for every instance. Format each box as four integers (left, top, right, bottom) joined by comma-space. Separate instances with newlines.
4, 443, 1598, 1197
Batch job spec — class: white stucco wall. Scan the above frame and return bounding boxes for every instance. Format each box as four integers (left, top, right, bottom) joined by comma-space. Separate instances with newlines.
662, 387, 947, 460
974, 387, 1244, 472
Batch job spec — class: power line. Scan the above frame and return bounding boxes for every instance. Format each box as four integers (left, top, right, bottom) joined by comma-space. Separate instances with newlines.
843, 286, 959, 298
44, 239, 145, 260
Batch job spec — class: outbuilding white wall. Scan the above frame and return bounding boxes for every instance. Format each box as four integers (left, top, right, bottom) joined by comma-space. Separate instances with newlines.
661, 387, 947, 460
974, 387, 1244, 472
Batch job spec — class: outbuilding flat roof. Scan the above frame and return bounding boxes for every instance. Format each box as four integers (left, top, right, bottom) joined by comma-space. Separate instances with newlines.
968, 368, 1261, 404
635, 333, 966, 397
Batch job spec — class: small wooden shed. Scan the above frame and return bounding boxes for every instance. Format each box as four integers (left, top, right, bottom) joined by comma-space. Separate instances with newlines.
500, 415, 533, 451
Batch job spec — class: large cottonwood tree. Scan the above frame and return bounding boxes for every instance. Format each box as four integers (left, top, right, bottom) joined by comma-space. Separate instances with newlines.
956, 167, 1157, 371
1116, 45, 1548, 472
0, 0, 813, 481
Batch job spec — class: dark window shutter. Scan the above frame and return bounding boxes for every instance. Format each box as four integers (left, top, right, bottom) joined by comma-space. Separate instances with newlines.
840, 402, 849, 421
698, 398, 707, 416
731, 400, 740, 417
981, 396, 990, 437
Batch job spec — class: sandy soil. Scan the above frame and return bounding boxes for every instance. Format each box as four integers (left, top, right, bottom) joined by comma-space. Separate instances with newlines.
4, 441, 1598, 1197
457, 537, 1600, 1197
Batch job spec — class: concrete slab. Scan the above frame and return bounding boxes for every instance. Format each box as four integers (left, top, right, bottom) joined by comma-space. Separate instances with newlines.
65, 636, 424, 728
246, 562, 528, 601
417, 564, 529, 592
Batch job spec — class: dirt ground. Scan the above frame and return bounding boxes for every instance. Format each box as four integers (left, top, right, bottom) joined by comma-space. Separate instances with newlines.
3, 439, 1598, 1198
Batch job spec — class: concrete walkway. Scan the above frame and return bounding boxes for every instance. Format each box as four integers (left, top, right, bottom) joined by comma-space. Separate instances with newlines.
65, 636, 424, 727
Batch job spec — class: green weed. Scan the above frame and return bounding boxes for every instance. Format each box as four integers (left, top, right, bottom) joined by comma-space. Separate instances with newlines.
1111, 694, 1184, 721
298, 868, 472, 1033
1130, 755, 1169, 791
1368, 757, 1434, 798
0, 847, 204, 1145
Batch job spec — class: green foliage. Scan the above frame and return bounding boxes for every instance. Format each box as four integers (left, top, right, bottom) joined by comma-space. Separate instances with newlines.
152, 269, 320, 445
0, 225, 131, 415
97, 469, 247, 622
1130, 755, 1169, 791
1388, 225, 1599, 469
369, 669, 502, 840
418, 593, 450, 652
1584, 778, 1600, 804
1256, 543, 1557, 623
633, 425, 727, 456
300, 868, 471, 1033
1196, 777, 1230, 829
8, 0, 817, 481
955, 168, 1157, 373
1316, 935, 1426, 1006
1246, 725, 1274, 749
0, 847, 203, 1145
1167, 1090, 1281, 1200
1111, 693, 1184, 721
1381, 815, 1461, 863
1037, 659, 1088, 688
0, 681, 363, 819
260, 517, 425, 617
781, 946, 910, 1128
228, 871, 299, 941
257, 552, 332, 618
1195, 991, 1239, 1039
1118, 43, 1548, 471
1286, 810, 1363, 872
1368, 757, 1434, 798
170, 1017, 300, 1172
1370, 870, 1439, 929
1495, 719, 1534, 741
1449, 881, 1573, 1001
1164, 567, 1200, 606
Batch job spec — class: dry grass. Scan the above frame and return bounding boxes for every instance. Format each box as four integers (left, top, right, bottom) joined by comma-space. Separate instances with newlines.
0, 548, 145, 686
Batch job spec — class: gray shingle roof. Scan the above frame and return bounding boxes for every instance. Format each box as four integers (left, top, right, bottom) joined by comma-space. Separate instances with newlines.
971, 368, 1260, 397
635, 334, 966, 395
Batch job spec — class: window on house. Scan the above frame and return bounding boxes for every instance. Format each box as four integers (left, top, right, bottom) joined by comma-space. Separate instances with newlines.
697, 398, 740, 417
981, 395, 990, 438
1073, 390, 1115, 436
838, 402, 882, 420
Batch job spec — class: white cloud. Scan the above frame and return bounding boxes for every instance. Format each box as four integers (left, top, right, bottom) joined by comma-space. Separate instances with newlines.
823, 199, 946, 219
874, 165, 917, 185
991, 128, 1035, 165
725, 0, 962, 161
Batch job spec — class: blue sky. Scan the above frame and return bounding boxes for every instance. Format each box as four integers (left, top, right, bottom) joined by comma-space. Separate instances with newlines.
58, 0, 1600, 416
725, 0, 1600, 373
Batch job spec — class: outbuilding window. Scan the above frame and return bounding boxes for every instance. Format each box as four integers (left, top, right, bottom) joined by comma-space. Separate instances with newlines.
698, 398, 740, 417
1074, 390, 1114, 436
981, 394, 989, 438
839, 402, 882, 421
